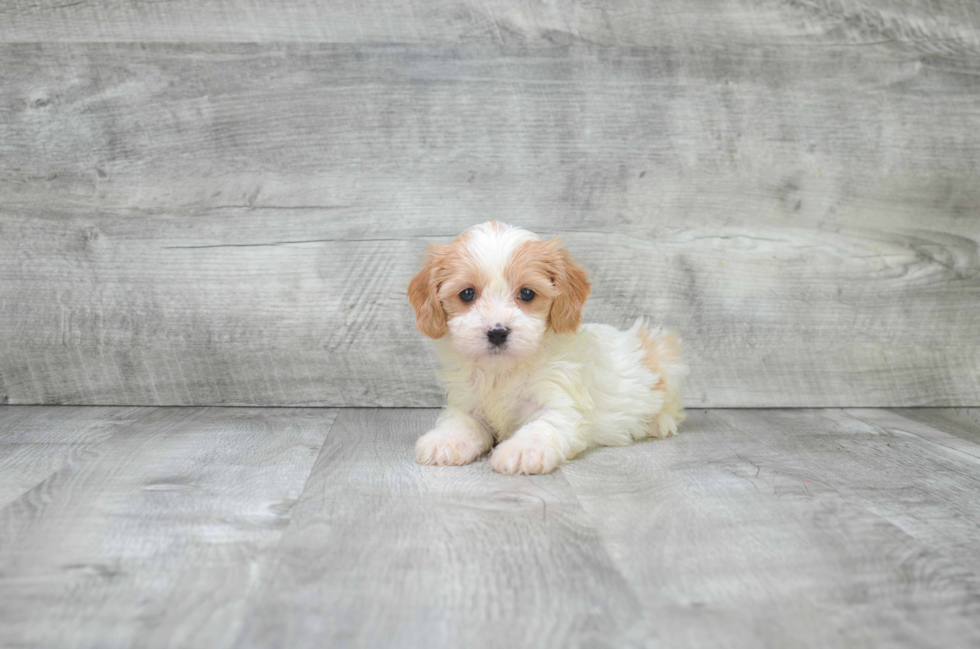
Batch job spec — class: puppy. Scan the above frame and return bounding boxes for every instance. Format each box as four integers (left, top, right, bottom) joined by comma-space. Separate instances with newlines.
408, 221, 688, 475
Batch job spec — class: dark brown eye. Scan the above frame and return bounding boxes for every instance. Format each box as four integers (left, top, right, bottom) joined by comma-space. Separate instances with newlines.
519, 288, 535, 302
459, 288, 476, 303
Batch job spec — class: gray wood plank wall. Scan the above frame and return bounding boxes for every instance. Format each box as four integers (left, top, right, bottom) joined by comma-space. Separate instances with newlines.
1, 1, 978, 407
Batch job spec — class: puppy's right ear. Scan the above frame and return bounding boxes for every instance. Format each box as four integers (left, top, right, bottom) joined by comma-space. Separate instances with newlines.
407, 245, 449, 339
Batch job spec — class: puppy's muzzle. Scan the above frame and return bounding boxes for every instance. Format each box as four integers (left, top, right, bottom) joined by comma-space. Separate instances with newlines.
486, 326, 510, 348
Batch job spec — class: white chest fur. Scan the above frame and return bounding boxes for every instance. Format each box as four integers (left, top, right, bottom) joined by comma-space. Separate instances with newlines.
458, 367, 543, 440
436, 339, 559, 441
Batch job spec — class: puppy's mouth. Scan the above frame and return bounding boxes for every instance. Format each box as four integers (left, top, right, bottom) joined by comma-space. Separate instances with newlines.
482, 341, 514, 360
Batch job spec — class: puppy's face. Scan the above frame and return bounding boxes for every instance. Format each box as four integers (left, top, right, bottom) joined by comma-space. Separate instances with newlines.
408, 222, 590, 366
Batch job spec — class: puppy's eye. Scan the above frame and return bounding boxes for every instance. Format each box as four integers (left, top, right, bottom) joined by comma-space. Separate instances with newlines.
459, 288, 476, 303
519, 288, 535, 302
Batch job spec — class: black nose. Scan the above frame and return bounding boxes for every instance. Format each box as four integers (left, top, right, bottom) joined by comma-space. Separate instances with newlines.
487, 326, 510, 347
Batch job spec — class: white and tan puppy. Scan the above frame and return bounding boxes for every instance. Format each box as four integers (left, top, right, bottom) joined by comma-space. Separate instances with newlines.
408, 221, 688, 475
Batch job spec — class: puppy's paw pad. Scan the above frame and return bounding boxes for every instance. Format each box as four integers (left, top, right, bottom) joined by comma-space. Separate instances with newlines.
491, 439, 559, 475
415, 431, 486, 466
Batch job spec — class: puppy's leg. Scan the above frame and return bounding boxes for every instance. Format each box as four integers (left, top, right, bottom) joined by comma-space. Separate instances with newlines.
650, 392, 685, 438
491, 409, 586, 475
416, 408, 493, 466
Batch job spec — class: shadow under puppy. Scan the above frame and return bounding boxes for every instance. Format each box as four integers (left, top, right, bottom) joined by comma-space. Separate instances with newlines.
408, 221, 688, 475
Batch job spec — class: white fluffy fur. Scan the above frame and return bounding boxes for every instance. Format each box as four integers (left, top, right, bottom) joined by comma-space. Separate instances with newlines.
410, 222, 689, 475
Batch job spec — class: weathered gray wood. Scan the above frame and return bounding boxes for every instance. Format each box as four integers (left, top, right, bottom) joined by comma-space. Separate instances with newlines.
0, 406, 337, 649
1, 43, 979, 407
0, 405, 149, 508
1, 406, 979, 647
891, 408, 980, 445
560, 408, 980, 647
235, 407, 642, 648
1, 0, 978, 50
724, 408, 980, 576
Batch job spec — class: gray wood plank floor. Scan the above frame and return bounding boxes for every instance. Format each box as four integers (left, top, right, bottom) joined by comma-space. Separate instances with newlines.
1, 406, 979, 648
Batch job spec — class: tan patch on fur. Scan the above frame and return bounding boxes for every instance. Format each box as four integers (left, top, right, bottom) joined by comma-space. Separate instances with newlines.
637, 327, 682, 392
505, 239, 560, 319
507, 238, 590, 334
637, 326, 686, 437
550, 244, 590, 334
438, 261, 490, 321
637, 326, 665, 389
407, 246, 448, 339
408, 231, 484, 339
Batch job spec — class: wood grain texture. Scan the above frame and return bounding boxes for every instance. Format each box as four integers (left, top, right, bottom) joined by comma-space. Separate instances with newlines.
891, 407, 980, 445
0, 405, 148, 508
236, 407, 642, 648
1, 0, 979, 51
3, 406, 979, 647
724, 408, 980, 580
0, 406, 337, 649
1, 41, 978, 406
560, 408, 980, 647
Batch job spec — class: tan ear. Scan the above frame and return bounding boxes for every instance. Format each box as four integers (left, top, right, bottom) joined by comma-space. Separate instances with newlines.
549, 241, 591, 334
407, 245, 449, 339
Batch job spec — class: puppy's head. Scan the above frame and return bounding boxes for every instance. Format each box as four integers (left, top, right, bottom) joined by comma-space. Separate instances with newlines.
408, 221, 590, 365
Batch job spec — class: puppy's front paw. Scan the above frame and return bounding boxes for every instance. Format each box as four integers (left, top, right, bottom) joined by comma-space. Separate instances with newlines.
491, 438, 560, 475
415, 430, 488, 466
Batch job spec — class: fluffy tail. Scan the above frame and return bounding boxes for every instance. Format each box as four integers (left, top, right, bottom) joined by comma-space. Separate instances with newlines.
634, 320, 690, 437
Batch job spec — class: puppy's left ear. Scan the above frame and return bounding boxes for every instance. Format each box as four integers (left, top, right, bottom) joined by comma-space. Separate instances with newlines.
549, 239, 591, 334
